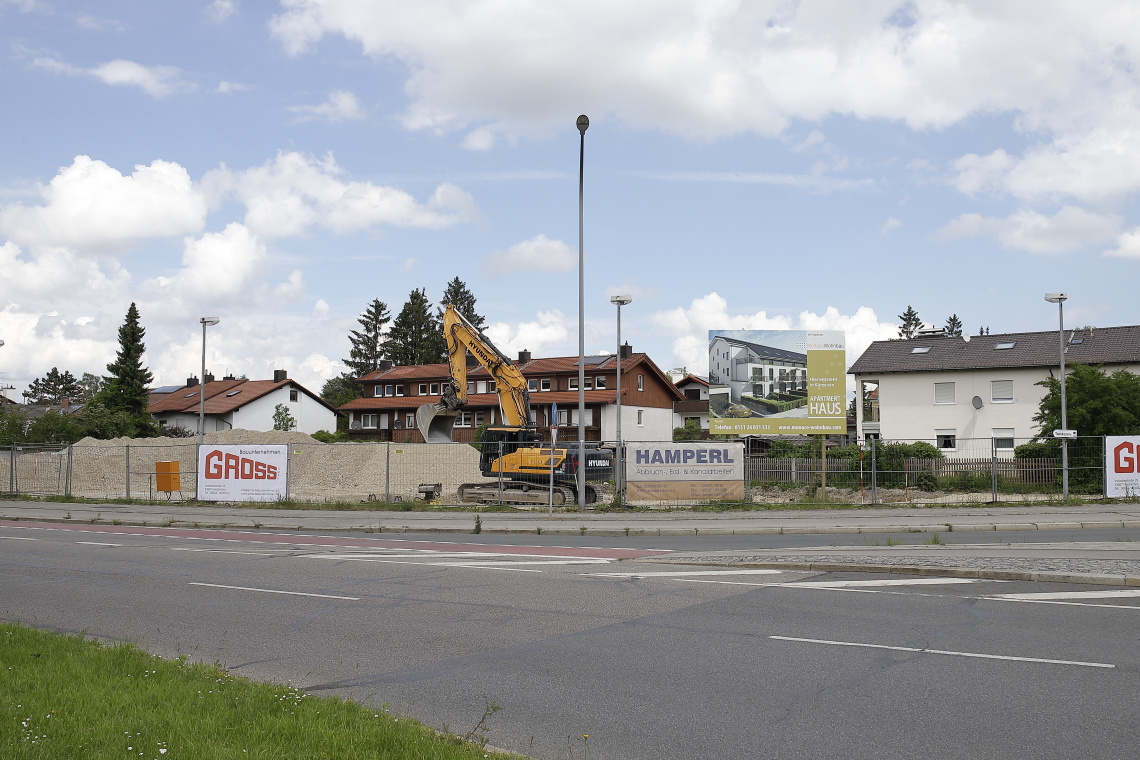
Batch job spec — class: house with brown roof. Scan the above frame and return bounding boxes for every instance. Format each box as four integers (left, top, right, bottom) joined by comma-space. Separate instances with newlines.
147, 370, 338, 435
849, 325, 1140, 449
673, 374, 710, 431
340, 346, 684, 443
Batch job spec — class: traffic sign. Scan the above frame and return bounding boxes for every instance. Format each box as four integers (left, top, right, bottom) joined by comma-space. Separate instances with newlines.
1053, 429, 1078, 439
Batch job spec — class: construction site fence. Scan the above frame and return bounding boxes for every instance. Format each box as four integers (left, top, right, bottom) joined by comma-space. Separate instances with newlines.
0, 436, 1118, 507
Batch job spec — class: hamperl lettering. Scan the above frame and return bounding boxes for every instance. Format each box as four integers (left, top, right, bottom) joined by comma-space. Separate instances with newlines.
635, 449, 735, 465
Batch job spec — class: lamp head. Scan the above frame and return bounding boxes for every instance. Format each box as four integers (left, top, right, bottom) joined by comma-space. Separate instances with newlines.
1044, 293, 1067, 304
610, 294, 632, 306
576, 114, 589, 134
0, 339, 4, 348
201, 316, 220, 326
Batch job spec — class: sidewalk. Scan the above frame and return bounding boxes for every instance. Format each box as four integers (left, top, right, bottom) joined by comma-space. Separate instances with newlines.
2, 499, 1139, 537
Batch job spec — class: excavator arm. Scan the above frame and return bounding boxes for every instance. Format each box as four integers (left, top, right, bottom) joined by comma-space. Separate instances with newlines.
416, 304, 532, 442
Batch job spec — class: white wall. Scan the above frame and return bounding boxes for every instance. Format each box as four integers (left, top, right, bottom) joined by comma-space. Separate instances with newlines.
229, 385, 335, 435
601, 404, 673, 442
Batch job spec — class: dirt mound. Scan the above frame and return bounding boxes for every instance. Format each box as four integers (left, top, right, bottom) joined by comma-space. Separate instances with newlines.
73, 429, 319, 447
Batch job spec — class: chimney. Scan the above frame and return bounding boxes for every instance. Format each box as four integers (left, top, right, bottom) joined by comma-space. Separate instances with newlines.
619, 342, 633, 360
518, 350, 532, 364
378, 360, 393, 372
222, 375, 236, 381
60, 397, 70, 409
204, 373, 215, 384
186, 376, 199, 387
273, 369, 288, 383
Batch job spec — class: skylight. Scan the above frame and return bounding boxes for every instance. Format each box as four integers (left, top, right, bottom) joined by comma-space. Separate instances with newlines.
226, 390, 242, 397
994, 341, 1016, 350
1070, 338, 1083, 344
910, 346, 931, 354
183, 391, 198, 398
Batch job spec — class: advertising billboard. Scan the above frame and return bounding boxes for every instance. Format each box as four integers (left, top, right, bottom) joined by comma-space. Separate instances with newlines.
1106, 436, 1140, 498
708, 329, 846, 435
624, 442, 745, 501
197, 444, 288, 502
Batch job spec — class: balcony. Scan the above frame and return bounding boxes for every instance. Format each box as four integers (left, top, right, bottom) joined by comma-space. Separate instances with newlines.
674, 400, 709, 414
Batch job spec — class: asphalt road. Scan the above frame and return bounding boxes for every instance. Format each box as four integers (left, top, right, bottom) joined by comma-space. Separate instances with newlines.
3, 521, 1139, 759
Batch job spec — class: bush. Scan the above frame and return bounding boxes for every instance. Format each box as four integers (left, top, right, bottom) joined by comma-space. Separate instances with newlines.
673, 419, 703, 441
1015, 441, 1057, 459
311, 429, 347, 443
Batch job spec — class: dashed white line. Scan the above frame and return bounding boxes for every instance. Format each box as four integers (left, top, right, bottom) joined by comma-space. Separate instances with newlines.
782, 578, 984, 588
996, 589, 1140, 601
0, 536, 39, 540
189, 582, 359, 600
589, 569, 783, 578
769, 635, 1114, 668
171, 548, 277, 556
76, 541, 121, 547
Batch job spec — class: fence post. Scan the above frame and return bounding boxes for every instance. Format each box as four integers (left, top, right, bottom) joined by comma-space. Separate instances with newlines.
125, 445, 131, 501
285, 447, 291, 502
10, 443, 16, 496
65, 444, 73, 497
384, 442, 391, 503
870, 438, 877, 505
990, 437, 998, 503
497, 440, 504, 504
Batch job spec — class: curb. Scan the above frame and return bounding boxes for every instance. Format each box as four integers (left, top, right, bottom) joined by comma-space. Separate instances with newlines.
650, 559, 1140, 587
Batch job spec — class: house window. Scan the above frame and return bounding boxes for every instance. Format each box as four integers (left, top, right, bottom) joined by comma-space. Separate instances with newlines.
362, 414, 377, 429
583, 377, 593, 390
911, 346, 932, 354
595, 376, 606, 389
419, 383, 428, 395
456, 412, 473, 427
528, 379, 538, 392
289, 389, 299, 402
685, 388, 701, 400
568, 377, 578, 391
488, 381, 496, 393
684, 416, 700, 426
637, 375, 644, 391
474, 411, 485, 426
395, 385, 404, 397
430, 382, 440, 395
467, 380, 475, 394
540, 378, 551, 391
558, 409, 569, 425
637, 409, 644, 426
936, 429, 957, 450
934, 382, 955, 405
991, 380, 1014, 403
993, 428, 1015, 450
379, 413, 389, 428
405, 412, 415, 429
994, 341, 1016, 350
385, 384, 395, 397
373, 386, 383, 397
476, 380, 487, 394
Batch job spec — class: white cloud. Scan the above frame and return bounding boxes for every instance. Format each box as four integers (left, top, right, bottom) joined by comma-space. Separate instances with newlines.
287, 90, 364, 122
880, 217, 902, 236
216, 80, 251, 93
649, 292, 898, 385
207, 0, 237, 22
202, 151, 479, 237
0, 155, 207, 249
935, 206, 1121, 254
482, 234, 574, 276
75, 14, 125, 32
483, 310, 570, 356
33, 57, 191, 98
1104, 228, 1140, 259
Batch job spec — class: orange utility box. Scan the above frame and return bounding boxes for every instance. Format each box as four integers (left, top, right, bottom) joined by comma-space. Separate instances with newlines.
155, 461, 181, 492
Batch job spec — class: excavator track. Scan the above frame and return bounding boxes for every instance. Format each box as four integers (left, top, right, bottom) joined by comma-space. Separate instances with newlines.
457, 482, 580, 505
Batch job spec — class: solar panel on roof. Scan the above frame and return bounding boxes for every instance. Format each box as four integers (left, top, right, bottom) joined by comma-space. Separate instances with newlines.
150, 385, 183, 394
574, 356, 610, 366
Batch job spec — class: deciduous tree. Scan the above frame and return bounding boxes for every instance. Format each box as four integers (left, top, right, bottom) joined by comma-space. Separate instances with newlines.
1033, 363, 1140, 438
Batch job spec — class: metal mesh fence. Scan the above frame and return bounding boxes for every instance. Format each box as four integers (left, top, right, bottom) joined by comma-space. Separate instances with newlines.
0, 436, 1113, 506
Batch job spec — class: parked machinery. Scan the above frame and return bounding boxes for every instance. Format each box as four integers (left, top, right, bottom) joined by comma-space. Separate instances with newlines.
416, 305, 611, 504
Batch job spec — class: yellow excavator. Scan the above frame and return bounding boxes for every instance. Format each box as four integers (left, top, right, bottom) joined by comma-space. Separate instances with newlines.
416, 305, 610, 504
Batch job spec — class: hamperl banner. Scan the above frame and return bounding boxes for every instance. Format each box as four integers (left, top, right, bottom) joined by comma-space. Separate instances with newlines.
1106, 436, 1140, 498
708, 329, 846, 435
197, 444, 288, 502
625, 442, 744, 501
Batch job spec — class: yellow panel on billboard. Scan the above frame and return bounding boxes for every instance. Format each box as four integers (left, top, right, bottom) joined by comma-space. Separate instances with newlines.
708, 329, 846, 435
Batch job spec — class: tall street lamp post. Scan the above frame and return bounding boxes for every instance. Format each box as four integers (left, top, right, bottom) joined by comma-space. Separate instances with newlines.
1044, 293, 1069, 500
576, 114, 589, 512
610, 295, 631, 502
198, 316, 220, 447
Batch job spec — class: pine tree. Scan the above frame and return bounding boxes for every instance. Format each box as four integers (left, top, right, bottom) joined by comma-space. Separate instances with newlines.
438, 277, 485, 330
381, 289, 447, 365
102, 303, 154, 416
897, 305, 923, 339
343, 298, 391, 377
944, 314, 963, 337
22, 368, 81, 404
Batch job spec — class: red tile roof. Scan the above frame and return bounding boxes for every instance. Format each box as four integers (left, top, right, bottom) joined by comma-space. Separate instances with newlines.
340, 390, 621, 410
147, 379, 337, 415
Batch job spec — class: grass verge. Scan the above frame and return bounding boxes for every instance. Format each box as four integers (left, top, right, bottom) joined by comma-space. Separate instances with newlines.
1, 622, 523, 759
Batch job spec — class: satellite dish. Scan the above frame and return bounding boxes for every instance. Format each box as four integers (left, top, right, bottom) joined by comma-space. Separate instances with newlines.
351, 421, 362, 430
972, 396, 983, 410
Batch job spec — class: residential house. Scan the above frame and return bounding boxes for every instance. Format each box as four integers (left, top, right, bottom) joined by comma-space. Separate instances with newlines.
147, 370, 338, 435
340, 347, 684, 443
708, 335, 807, 403
848, 325, 1140, 450
673, 374, 710, 431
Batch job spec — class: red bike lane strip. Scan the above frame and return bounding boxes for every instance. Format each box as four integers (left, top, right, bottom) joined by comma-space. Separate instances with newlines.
0, 521, 670, 559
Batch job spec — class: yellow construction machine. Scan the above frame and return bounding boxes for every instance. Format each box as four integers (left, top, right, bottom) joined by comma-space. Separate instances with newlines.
416, 305, 610, 504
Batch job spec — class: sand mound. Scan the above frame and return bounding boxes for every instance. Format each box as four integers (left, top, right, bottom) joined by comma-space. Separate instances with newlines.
73, 429, 319, 447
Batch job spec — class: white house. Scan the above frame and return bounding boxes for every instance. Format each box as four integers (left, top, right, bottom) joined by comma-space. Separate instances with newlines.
148, 371, 338, 435
849, 326, 1140, 450
708, 335, 807, 402
673, 374, 710, 431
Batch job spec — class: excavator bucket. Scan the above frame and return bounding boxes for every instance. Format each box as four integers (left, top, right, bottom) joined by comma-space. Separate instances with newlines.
416, 403, 460, 443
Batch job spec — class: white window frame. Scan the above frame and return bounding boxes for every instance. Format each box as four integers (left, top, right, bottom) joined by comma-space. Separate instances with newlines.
488, 380, 497, 393
991, 379, 1014, 404
455, 411, 473, 427
583, 377, 593, 390
467, 380, 475, 394
385, 384, 395, 397
373, 385, 383, 397
418, 383, 428, 395
595, 376, 606, 389
289, 388, 299, 402
527, 379, 538, 392
637, 374, 644, 391
405, 412, 415, 429
476, 380, 487, 394
540, 378, 551, 391
934, 382, 955, 405
379, 413, 389, 429
993, 428, 1015, 450
936, 429, 957, 451
395, 385, 404, 397
568, 377, 578, 391
637, 409, 644, 426
558, 409, 569, 425
362, 413, 377, 429
474, 411, 485, 426
430, 382, 440, 395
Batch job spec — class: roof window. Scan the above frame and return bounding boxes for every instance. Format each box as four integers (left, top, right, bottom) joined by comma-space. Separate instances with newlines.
183, 391, 198, 398
910, 346, 931, 354
994, 341, 1016, 350
226, 390, 242, 397
1070, 337, 1083, 344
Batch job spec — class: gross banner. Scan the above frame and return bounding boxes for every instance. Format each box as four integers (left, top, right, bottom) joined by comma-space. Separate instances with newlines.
197, 444, 288, 502
708, 329, 846, 435
1106, 436, 1140, 498
625, 442, 744, 501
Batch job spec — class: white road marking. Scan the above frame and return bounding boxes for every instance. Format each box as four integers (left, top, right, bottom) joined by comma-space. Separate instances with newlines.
76, 541, 121, 547
189, 582, 359, 600
171, 548, 277, 556
783, 578, 984, 588
769, 635, 1114, 669
996, 589, 1140, 601
0, 536, 39, 540
588, 569, 784, 578
435, 559, 612, 566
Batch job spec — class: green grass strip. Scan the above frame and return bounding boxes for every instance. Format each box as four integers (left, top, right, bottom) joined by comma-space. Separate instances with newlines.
1, 622, 523, 759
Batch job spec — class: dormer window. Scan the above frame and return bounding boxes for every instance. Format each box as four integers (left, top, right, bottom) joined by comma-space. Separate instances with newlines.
911, 346, 931, 354
994, 342, 1016, 350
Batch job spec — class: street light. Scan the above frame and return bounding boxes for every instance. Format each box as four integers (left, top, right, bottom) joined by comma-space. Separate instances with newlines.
1044, 293, 1069, 500
576, 114, 589, 512
610, 295, 631, 502
198, 317, 220, 447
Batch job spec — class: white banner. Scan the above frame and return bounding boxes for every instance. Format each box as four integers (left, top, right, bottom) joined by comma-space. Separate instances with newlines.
197, 445, 288, 502
625, 442, 744, 501
1106, 436, 1140, 498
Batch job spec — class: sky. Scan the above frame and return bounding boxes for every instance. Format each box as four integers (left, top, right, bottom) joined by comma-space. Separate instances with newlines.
3, 0, 1140, 400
